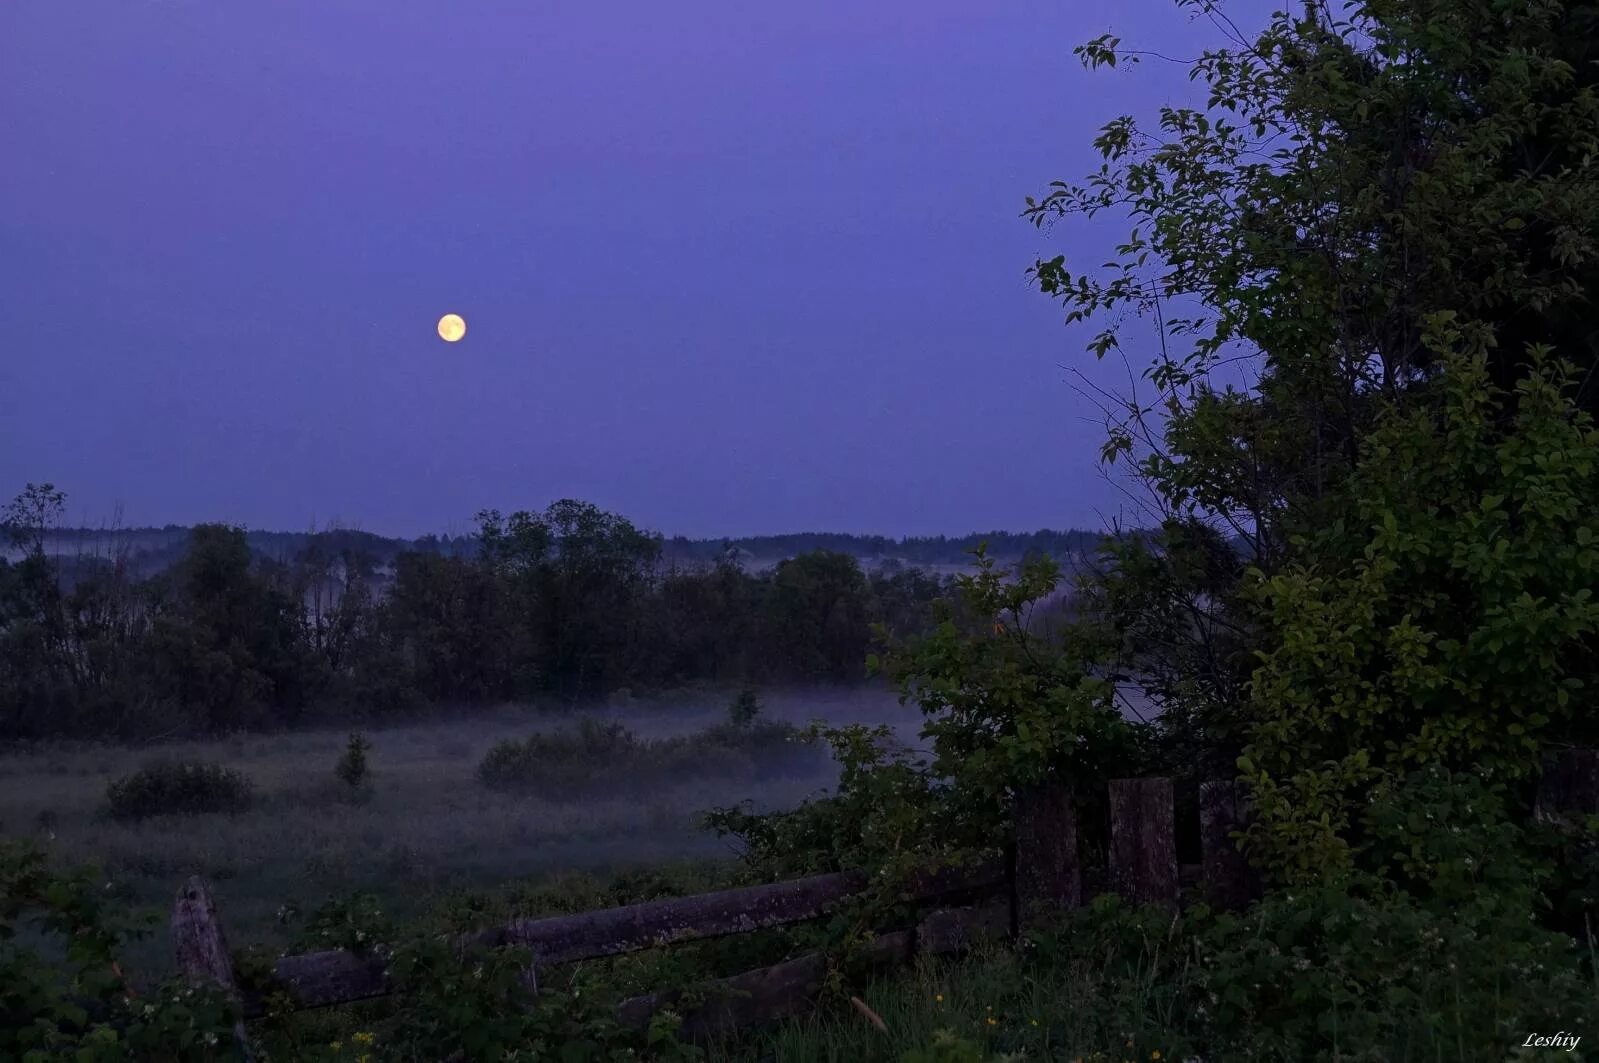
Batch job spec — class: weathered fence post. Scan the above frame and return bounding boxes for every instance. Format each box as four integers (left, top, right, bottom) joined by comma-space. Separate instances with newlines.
1199, 780, 1259, 911
1536, 749, 1599, 822
1109, 777, 1178, 912
172, 876, 253, 1060
1013, 782, 1080, 933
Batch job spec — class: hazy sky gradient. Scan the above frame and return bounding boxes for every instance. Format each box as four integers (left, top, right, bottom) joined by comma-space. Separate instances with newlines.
1, 1, 1271, 538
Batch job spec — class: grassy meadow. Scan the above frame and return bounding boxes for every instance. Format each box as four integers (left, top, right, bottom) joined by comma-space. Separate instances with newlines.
0, 686, 919, 980
715, 945, 1185, 1063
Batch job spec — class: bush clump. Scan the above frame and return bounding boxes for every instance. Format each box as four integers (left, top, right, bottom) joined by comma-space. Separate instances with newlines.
478, 716, 808, 799
478, 718, 638, 795
104, 759, 254, 821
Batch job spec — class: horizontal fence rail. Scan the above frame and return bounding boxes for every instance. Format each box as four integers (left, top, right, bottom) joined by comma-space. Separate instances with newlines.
237, 861, 1006, 1018
168, 751, 1596, 1046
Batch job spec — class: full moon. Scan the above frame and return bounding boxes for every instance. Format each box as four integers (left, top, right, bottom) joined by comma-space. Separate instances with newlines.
437, 313, 466, 342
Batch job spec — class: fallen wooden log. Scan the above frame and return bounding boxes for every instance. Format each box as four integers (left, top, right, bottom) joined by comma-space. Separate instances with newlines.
252, 860, 1004, 1016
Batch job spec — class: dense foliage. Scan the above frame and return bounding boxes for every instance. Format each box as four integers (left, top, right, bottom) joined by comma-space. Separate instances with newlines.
0, 839, 242, 1061
742, 771, 1599, 1062
1013, 0, 1599, 877
1242, 352, 1599, 881
0, 496, 959, 740
0, 839, 708, 1062
709, 548, 1155, 888
720, 0, 1599, 1052
103, 761, 255, 822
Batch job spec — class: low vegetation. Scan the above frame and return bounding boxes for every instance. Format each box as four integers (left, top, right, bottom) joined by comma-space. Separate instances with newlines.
1, 840, 240, 1061
0, 699, 862, 978
103, 761, 254, 822
333, 732, 371, 791
737, 835, 1599, 1062
1, 835, 721, 1062
478, 715, 810, 800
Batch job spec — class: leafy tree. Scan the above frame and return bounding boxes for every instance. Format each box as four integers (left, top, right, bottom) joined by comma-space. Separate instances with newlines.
1241, 351, 1599, 881
645, 555, 759, 683
1020, 0, 1599, 877
478, 500, 662, 698
378, 551, 513, 703
293, 533, 378, 683
138, 525, 313, 731
2, 481, 65, 559
759, 550, 874, 680
0, 491, 960, 736
713, 550, 1153, 886
867, 566, 952, 644
1032, 0, 1599, 533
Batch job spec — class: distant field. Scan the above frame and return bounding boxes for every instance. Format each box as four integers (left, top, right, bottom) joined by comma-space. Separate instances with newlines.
0, 686, 920, 977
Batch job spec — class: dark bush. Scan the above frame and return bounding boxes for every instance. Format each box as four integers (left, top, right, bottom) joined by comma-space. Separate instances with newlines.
727, 686, 762, 727
103, 759, 254, 820
478, 718, 640, 795
697, 719, 814, 777
0, 839, 242, 1058
334, 732, 372, 789
477, 716, 810, 799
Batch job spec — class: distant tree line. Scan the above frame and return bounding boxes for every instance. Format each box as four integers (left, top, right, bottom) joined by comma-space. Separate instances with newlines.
9, 526, 476, 584
0, 488, 963, 740
662, 529, 1103, 566
21, 524, 1101, 581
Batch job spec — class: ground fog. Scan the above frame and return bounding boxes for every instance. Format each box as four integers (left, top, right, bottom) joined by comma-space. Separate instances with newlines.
0, 685, 924, 974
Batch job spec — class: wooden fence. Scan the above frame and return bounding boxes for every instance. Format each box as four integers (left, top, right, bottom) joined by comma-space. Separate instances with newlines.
170, 751, 1599, 1047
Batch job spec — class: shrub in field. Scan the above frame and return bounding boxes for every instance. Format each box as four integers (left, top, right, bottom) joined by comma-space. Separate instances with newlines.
478, 718, 640, 794
478, 716, 807, 799
334, 732, 372, 789
696, 717, 807, 772
475, 738, 537, 792
104, 759, 254, 821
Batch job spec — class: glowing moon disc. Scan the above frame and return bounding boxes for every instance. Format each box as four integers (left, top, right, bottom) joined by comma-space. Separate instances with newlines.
437, 313, 466, 342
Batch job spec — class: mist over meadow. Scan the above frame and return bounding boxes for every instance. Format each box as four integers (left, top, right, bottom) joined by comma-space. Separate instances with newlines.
0, 685, 929, 974
0, 488, 1094, 978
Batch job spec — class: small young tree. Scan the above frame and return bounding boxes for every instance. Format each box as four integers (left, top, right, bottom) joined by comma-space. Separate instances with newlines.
335, 732, 372, 789
727, 686, 762, 728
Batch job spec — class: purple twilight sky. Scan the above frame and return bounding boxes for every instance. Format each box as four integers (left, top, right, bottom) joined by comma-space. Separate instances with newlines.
1, 1, 1273, 540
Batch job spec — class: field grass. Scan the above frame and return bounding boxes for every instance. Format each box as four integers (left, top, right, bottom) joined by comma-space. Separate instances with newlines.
713, 943, 1192, 1063
0, 685, 918, 980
